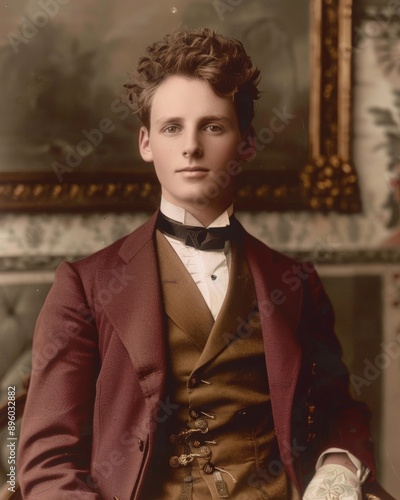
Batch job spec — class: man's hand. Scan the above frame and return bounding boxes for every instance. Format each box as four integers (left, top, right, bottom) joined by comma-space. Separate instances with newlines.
303, 464, 362, 499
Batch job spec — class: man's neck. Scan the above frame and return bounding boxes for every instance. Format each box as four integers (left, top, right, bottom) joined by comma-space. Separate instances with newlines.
185, 206, 230, 227
161, 196, 233, 227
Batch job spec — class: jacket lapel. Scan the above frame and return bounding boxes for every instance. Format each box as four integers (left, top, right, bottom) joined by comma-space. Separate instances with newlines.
155, 230, 214, 352
95, 212, 166, 400
244, 231, 302, 488
192, 242, 254, 372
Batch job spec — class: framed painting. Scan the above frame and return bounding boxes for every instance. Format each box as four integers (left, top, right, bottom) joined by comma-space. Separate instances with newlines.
0, 0, 361, 213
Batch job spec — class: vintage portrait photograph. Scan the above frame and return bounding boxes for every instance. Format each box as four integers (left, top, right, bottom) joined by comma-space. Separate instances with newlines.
0, 0, 399, 499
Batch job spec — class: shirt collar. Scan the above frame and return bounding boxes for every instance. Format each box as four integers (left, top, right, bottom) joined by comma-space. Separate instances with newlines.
160, 197, 233, 228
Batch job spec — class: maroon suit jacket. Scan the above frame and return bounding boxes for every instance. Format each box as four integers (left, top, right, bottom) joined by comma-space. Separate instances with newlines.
17, 212, 375, 499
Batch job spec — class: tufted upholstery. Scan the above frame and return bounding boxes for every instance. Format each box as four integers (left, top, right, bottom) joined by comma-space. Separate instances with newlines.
0, 279, 52, 486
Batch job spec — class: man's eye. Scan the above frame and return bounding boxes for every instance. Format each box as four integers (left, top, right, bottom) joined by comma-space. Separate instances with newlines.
206, 124, 223, 133
163, 125, 179, 134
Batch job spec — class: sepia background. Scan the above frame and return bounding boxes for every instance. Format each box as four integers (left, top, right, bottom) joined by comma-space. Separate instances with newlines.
0, 0, 400, 497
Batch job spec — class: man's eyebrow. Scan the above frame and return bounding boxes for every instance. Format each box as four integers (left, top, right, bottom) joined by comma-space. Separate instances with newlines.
155, 115, 233, 125
199, 115, 232, 123
155, 116, 183, 125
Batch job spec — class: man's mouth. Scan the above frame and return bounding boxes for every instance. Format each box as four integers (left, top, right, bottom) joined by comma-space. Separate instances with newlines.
176, 166, 209, 173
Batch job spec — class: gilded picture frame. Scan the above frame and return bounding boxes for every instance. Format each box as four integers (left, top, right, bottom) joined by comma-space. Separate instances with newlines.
0, 0, 361, 213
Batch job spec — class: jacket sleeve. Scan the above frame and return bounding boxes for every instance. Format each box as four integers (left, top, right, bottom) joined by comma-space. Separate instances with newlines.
17, 262, 102, 499
294, 263, 376, 483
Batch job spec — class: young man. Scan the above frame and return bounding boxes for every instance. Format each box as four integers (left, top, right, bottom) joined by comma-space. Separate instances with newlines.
18, 29, 376, 499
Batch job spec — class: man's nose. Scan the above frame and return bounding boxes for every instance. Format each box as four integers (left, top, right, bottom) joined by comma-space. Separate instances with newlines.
182, 131, 203, 158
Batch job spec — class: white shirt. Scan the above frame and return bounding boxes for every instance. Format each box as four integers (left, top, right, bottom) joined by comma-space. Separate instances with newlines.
160, 197, 232, 320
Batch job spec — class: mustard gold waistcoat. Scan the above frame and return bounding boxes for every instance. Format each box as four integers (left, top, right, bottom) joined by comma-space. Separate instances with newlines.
139, 231, 288, 499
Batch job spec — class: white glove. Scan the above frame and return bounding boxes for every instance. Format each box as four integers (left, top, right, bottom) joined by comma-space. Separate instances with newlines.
303, 464, 362, 499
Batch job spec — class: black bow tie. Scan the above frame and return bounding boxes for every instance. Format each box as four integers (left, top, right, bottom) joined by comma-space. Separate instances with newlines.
157, 212, 237, 251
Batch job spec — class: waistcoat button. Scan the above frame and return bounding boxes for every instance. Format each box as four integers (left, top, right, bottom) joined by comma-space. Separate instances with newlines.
194, 418, 208, 433
189, 376, 198, 388
169, 456, 181, 468
198, 446, 211, 458
203, 462, 215, 475
170, 434, 181, 444
189, 408, 200, 419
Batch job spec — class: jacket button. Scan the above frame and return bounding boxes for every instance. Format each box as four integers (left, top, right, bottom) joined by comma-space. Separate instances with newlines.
138, 438, 144, 451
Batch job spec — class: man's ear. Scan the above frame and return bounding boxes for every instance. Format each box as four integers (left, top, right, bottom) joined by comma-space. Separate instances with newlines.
138, 126, 153, 162
238, 125, 257, 163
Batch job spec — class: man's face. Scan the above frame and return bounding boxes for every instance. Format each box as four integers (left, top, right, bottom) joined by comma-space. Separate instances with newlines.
139, 75, 246, 212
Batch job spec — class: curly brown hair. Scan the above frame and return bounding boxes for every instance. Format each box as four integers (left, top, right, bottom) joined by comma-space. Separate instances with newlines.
124, 28, 261, 132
